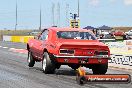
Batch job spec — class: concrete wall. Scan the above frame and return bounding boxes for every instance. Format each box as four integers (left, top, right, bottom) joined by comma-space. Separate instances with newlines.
3, 35, 34, 43
107, 40, 132, 69
109, 54, 132, 69
3, 35, 11, 41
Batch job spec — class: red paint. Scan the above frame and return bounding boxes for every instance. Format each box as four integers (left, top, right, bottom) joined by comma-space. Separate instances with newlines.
56, 58, 108, 64
27, 27, 110, 68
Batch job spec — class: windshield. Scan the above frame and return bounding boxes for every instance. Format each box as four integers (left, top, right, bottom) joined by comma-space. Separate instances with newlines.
57, 31, 96, 40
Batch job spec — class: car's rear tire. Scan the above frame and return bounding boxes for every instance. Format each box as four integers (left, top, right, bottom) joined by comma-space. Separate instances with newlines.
69, 64, 80, 70
56, 64, 61, 69
92, 64, 108, 74
27, 51, 35, 67
42, 52, 56, 74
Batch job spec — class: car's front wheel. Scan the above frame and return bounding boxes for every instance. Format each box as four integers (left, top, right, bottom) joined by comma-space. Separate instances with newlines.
42, 52, 56, 74
27, 51, 35, 67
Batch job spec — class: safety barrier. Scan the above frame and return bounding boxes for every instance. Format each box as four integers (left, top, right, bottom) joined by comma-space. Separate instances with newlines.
109, 54, 132, 69
109, 54, 132, 66
107, 40, 132, 69
106, 40, 132, 50
3, 35, 34, 43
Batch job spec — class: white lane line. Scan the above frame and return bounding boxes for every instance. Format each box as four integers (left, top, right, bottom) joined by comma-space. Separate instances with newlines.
2, 47, 8, 49
9, 48, 26, 50
0, 46, 9, 49
10, 48, 15, 50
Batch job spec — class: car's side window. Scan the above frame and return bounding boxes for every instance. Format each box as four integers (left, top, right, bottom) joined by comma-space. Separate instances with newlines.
39, 30, 48, 40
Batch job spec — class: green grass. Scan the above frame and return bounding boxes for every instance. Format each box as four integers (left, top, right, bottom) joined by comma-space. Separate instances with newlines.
0, 30, 33, 36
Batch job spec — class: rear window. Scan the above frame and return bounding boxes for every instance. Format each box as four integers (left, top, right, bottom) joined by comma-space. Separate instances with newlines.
57, 31, 96, 40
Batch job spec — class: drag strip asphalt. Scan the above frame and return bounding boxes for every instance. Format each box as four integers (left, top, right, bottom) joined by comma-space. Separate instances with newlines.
0, 41, 132, 88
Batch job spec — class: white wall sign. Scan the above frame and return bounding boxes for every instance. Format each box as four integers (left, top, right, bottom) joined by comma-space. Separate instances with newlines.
109, 54, 132, 66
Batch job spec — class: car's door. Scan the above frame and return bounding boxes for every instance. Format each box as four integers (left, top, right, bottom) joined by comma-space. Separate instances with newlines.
30, 33, 42, 59
36, 29, 49, 60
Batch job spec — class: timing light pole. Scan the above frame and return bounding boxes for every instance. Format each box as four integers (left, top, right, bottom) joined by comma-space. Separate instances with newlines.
69, 0, 80, 28
15, 1, 18, 31
39, 5, 42, 31
66, 3, 69, 27
52, 3, 55, 26
70, 0, 80, 19
78, 0, 79, 17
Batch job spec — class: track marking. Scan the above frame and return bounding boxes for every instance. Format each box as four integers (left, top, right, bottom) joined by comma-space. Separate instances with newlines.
2, 47, 8, 49
10, 48, 15, 49
0, 46, 8, 48
9, 48, 28, 54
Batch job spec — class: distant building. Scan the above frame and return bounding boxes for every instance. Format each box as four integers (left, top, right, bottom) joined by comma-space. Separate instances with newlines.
83, 26, 98, 36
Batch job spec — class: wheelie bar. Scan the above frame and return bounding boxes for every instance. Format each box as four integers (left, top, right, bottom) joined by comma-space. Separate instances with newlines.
76, 67, 131, 85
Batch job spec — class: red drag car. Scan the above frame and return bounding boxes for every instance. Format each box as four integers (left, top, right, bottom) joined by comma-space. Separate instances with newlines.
27, 27, 111, 74
113, 30, 125, 36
